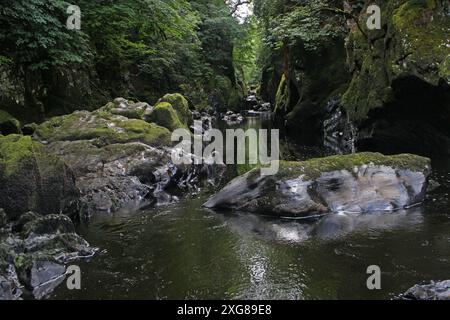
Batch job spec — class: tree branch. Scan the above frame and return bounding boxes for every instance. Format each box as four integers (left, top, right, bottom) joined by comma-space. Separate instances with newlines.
229, 0, 251, 15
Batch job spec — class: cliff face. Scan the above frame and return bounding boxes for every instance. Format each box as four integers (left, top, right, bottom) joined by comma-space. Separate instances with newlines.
276, 40, 350, 144
343, 0, 450, 154
267, 0, 450, 154
343, 0, 449, 118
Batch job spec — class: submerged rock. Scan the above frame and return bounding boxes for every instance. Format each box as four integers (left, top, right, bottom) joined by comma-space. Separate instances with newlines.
0, 135, 79, 219
204, 153, 431, 218
401, 281, 450, 300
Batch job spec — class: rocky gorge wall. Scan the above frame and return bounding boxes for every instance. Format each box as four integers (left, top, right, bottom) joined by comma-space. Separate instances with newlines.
267, 0, 450, 155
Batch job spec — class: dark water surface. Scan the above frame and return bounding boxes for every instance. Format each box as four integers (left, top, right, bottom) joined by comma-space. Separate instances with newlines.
51, 115, 450, 300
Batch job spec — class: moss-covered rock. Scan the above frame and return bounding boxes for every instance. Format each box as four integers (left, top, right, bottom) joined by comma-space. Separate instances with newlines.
343, 0, 450, 121
34, 109, 172, 147
205, 152, 431, 218
157, 93, 193, 127
149, 102, 187, 131
391, 0, 450, 83
0, 135, 79, 219
0, 110, 21, 135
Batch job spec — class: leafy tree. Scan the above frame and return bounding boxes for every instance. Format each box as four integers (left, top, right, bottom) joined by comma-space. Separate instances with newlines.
0, 0, 91, 70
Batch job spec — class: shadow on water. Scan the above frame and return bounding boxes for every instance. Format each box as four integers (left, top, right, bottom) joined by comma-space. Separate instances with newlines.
50, 113, 450, 300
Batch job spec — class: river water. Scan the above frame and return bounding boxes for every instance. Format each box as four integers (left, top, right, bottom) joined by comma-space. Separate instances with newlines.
52, 114, 450, 300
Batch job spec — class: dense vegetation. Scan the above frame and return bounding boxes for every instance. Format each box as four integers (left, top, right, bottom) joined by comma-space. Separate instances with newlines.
0, 0, 259, 120
0, 0, 448, 155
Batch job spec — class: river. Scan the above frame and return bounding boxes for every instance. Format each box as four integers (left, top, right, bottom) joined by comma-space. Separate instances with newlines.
51, 113, 450, 300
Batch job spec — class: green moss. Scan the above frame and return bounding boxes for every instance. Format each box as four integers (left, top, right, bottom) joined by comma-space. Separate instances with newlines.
13, 253, 30, 269
158, 93, 192, 126
391, 0, 449, 83
0, 134, 68, 179
149, 102, 187, 132
266, 152, 430, 180
115, 118, 172, 146
342, 0, 449, 121
0, 135, 41, 176
35, 110, 172, 147
342, 55, 392, 120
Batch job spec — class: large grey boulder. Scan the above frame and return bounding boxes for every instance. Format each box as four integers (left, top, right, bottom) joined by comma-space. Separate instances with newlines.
45, 140, 175, 216
204, 153, 431, 218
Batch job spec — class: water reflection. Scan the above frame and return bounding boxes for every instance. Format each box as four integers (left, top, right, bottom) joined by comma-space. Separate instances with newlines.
216, 207, 425, 244
49, 130, 450, 300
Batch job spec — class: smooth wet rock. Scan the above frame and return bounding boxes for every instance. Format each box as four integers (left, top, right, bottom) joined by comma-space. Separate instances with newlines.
205, 153, 431, 218
259, 103, 271, 112
402, 280, 450, 300
0, 135, 79, 219
77, 176, 152, 216
29, 261, 66, 300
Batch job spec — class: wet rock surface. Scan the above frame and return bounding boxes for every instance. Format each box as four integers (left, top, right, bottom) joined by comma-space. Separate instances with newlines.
323, 98, 356, 155
400, 280, 450, 300
222, 110, 245, 125
205, 152, 431, 218
45, 140, 170, 217
0, 212, 97, 300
